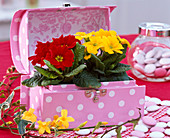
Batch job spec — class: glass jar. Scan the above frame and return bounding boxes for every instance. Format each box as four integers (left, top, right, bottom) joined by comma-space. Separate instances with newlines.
128, 22, 170, 82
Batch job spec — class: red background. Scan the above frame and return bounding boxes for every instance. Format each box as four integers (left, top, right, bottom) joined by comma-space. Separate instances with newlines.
0, 34, 170, 137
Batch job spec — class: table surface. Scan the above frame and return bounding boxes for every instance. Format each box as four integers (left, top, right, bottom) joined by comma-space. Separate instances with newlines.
0, 34, 170, 138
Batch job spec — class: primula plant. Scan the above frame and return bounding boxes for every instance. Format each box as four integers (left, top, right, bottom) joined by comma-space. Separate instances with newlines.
22, 29, 131, 88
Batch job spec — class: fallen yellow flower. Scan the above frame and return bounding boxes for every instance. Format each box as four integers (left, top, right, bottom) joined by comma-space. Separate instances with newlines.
22, 108, 37, 123
37, 120, 51, 134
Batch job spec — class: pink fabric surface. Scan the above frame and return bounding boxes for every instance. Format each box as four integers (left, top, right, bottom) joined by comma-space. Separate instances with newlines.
0, 34, 170, 138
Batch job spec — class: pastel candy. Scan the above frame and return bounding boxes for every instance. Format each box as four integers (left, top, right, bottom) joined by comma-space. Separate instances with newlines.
154, 50, 163, 59
155, 122, 167, 128
90, 128, 103, 134
144, 64, 156, 74
146, 105, 160, 112
139, 50, 145, 55
162, 51, 170, 58
161, 100, 170, 106
145, 96, 151, 102
159, 58, 170, 65
131, 130, 145, 137
143, 46, 154, 53
154, 68, 167, 77
98, 133, 111, 138
135, 53, 145, 64
145, 50, 155, 58
162, 65, 170, 69
159, 116, 170, 122
167, 108, 170, 115
144, 110, 148, 115
138, 119, 152, 128
165, 129, 170, 136
149, 97, 161, 104
149, 131, 165, 138
134, 125, 148, 132
127, 137, 138, 138
134, 63, 144, 73
150, 127, 165, 132
144, 58, 157, 64
155, 61, 162, 67
75, 129, 90, 135
145, 101, 157, 107
167, 122, 170, 127
142, 116, 157, 126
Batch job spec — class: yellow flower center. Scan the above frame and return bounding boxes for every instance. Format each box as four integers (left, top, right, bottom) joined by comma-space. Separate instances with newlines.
55, 56, 63, 62
109, 45, 113, 49
61, 117, 67, 121
93, 43, 97, 46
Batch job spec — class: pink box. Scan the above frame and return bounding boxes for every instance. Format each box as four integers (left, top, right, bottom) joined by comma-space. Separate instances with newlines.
10, 6, 145, 128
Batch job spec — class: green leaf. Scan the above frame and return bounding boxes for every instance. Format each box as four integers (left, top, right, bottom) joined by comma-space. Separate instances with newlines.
41, 79, 62, 86
43, 60, 63, 75
14, 107, 20, 112
0, 102, 10, 119
14, 117, 20, 125
18, 119, 31, 134
13, 111, 21, 117
92, 122, 102, 134
0, 94, 6, 98
93, 68, 105, 75
73, 70, 101, 88
22, 72, 43, 87
90, 54, 105, 72
106, 63, 131, 74
116, 126, 122, 138
65, 64, 87, 77
5, 91, 14, 107
0, 80, 5, 87
34, 66, 59, 79
73, 42, 85, 68
110, 54, 126, 70
30, 122, 35, 130
19, 106, 26, 111
103, 53, 118, 67
9, 76, 19, 80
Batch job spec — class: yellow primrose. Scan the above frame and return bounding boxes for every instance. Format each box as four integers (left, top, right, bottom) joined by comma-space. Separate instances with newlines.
50, 115, 65, 129
37, 120, 51, 134
84, 54, 91, 60
57, 109, 75, 129
83, 36, 104, 55
94, 29, 117, 37
22, 108, 37, 123
74, 31, 94, 40
102, 36, 124, 54
102, 122, 108, 125
117, 36, 131, 48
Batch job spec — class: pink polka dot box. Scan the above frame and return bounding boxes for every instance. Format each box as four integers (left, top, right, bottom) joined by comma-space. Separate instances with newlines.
10, 6, 145, 128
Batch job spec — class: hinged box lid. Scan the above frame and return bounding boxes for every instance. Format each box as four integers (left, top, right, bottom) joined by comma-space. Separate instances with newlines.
10, 6, 116, 74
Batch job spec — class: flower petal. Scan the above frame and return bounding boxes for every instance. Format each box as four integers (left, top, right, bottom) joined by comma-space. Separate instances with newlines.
45, 126, 51, 134
39, 127, 45, 134
62, 121, 69, 128
28, 108, 35, 114
66, 117, 75, 122
61, 109, 68, 117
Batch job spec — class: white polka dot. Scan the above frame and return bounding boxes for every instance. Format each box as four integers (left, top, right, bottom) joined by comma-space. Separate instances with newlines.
61, 84, 67, 88
22, 27, 25, 34
118, 122, 124, 125
128, 110, 135, 116
25, 17, 28, 24
87, 114, 93, 120
139, 98, 145, 105
46, 96, 52, 103
129, 89, 135, 95
77, 104, 83, 111
108, 112, 114, 118
109, 91, 115, 97
67, 94, 74, 101
31, 104, 34, 109
39, 89, 42, 95
15, 55, 21, 61
23, 48, 26, 55
102, 82, 109, 86
119, 100, 125, 107
26, 39, 29, 46
14, 18, 21, 22
35, 96, 38, 103
20, 92, 26, 98
123, 80, 130, 85
45, 118, 51, 122
13, 35, 18, 41
56, 106, 62, 112
98, 102, 104, 109
39, 110, 41, 117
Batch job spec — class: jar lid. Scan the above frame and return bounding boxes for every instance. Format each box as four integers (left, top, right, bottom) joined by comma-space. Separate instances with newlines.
139, 22, 170, 37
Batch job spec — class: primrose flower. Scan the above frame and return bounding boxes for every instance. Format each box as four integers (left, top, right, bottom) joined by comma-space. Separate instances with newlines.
37, 120, 51, 134
57, 109, 75, 128
51, 115, 65, 129
83, 36, 104, 55
117, 36, 131, 48
102, 122, 108, 125
22, 108, 37, 123
74, 32, 94, 40
102, 36, 124, 54
94, 29, 117, 37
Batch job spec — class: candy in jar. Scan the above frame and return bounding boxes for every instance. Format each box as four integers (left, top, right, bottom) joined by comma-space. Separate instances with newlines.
128, 22, 170, 82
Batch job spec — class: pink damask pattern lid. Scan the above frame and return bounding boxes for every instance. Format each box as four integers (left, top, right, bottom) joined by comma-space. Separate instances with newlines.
10, 6, 116, 74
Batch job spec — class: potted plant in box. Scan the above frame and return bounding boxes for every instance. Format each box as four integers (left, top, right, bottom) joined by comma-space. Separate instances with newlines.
22, 29, 131, 88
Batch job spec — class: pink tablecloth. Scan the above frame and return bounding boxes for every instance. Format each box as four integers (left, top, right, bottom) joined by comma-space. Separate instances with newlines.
0, 34, 170, 138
